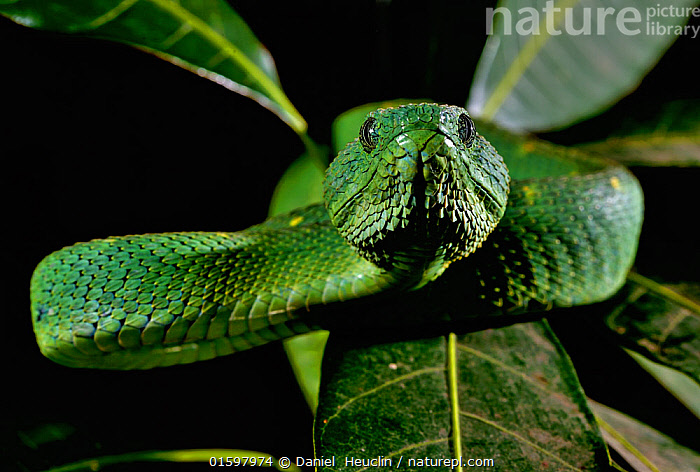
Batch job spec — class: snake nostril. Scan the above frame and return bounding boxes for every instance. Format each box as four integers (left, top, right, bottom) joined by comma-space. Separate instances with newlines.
35, 305, 48, 322
422, 155, 447, 182
422, 166, 433, 182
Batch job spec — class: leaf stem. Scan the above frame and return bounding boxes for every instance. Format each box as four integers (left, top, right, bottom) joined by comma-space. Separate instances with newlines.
41, 449, 300, 472
595, 415, 661, 472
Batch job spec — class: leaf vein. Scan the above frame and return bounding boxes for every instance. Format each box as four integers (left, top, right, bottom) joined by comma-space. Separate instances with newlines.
460, 411, 582, 471
457, 343, 558, 397
205, 50, 226, 70
355, 438, 449, 472
87, 0, 141, 30
159, 22, 193, 50
321, 366, 444, 429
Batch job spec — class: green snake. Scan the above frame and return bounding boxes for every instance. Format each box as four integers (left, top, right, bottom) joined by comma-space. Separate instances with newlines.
30, 104, 644, 369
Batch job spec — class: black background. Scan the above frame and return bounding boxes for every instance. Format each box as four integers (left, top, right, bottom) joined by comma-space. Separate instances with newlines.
1, 2, 698, 471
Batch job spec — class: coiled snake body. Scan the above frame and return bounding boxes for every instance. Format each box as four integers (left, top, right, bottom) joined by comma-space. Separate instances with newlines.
30, 104, 643, 369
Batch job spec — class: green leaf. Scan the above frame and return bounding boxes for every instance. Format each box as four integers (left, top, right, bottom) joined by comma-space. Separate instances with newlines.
283, 331, 329, 414
315, 321, 609, 471
0, 0, 306, 133
577, 100, 700, 167
604, 273, 700, 384
626, 349, 700, 420
591, 399, 700, 472
468, 0, 698, 132
267, 142, 328, 413
40, 449, 301, 472
268, 151, 327, 218
17, 423, 76, 449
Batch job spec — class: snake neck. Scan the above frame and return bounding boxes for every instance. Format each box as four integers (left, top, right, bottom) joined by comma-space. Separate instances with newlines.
370, 239, 460, 290
354, 181, 477, 289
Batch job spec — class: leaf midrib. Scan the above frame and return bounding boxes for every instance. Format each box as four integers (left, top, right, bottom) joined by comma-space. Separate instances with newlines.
447, 333, 463, 472
481, 0, 582, 120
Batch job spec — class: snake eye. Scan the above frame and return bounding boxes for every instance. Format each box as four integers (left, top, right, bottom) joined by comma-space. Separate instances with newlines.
359, 117, 379, 151
458, 113, 475, 147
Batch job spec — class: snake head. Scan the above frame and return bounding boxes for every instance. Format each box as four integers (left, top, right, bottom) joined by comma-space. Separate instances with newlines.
324, 103, 510, 285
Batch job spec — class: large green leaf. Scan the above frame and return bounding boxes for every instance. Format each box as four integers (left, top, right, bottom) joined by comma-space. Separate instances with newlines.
577, 100, 700, 166
605, 273, 700, 384
591, 399, 700, 472
315, 321, 610, 471
0, 0, 306, 133
468, 0, 698, 132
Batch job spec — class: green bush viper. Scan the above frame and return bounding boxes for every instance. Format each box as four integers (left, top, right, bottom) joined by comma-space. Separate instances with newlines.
30, 104, 644, 369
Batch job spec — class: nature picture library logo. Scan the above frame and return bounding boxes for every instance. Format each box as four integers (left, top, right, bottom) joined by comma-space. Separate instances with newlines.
486, 1, 700, 38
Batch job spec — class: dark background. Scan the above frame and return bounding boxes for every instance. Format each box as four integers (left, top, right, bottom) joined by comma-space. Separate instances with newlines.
1, 2, 698, 471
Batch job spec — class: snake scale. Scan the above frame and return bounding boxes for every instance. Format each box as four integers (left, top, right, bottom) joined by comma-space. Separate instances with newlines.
30, 104, 644, 369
